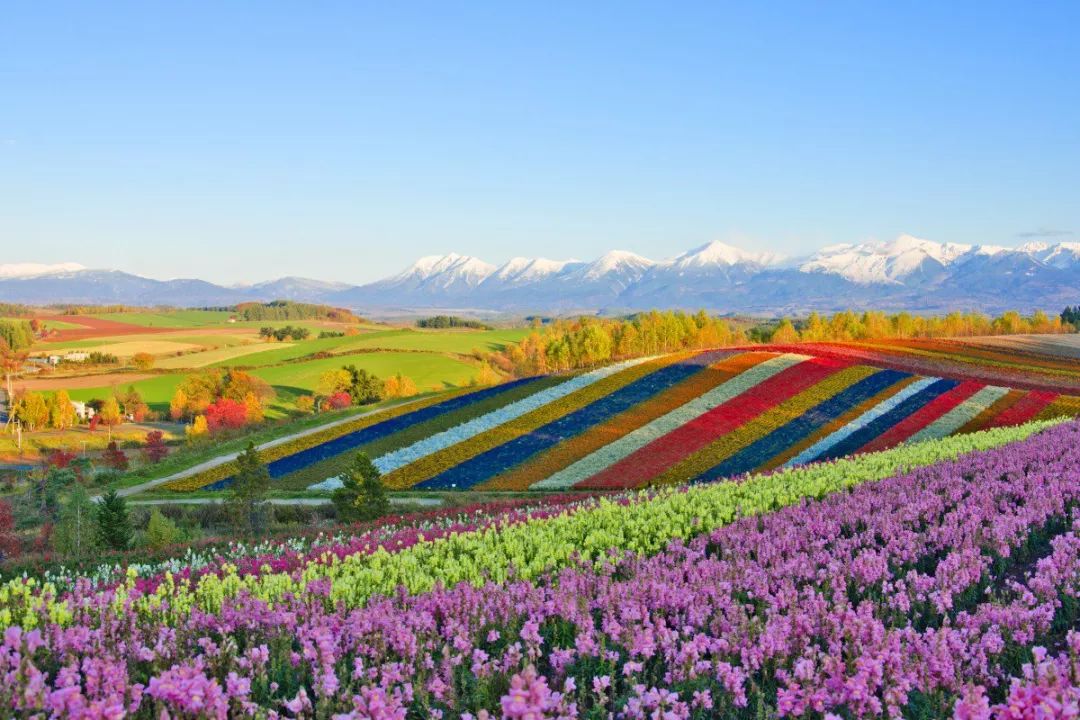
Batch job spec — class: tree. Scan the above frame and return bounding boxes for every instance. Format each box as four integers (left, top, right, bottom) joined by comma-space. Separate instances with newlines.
317, 369, 352, 398
120, 386, 149, 422
384, 373, 418, 399
94, 489, 133, 551
332, 452, 389, 523
770, 319, 800, 344
242, 392, 264, 424
169, 387, 189, 422
145, 508, 180, 550
326, 391, 351, 410
102, 441, 129, 471
344, 365, 383, 405
131, 352, 155, 370
52, 485, 98, 559
0, 500, 20, 561
186, 415, 209, 442
98, 396, 122, 440
295, 395, 315, 414
143, 430, 168, 463
15, 391, 49, 431
228, 443, 270, 533
205, 398, 248, 432
49, 389, 76, 430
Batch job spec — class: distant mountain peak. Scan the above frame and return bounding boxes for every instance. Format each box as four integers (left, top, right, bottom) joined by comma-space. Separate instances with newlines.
0, 262, 86, 279
671, 241, 784, 269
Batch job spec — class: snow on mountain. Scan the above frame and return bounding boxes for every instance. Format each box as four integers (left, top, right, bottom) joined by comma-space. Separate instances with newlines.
0, 262, 86, 279
799, 234, 972, 284
1020, 241, 1080, 269
488, 257, 577, 285
578, 250, 656, 282
667, 241, 784, 270
390, 253, 496, 287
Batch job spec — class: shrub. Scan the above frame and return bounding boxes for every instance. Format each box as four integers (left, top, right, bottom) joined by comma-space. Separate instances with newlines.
145, 509, 180, 550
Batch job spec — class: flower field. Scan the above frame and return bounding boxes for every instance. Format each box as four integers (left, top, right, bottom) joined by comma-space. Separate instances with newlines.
1, 418, 1078, 717
169, 346, 1080, 493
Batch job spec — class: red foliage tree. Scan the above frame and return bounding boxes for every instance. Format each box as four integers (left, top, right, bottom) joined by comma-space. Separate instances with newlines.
0, 500, 20, 561
204, 397, 248, 432
88, 415, 100, 433
45, 449, 76, 469
102, 441, 130, 471
143, 430, 168, 464
327, 391, 352, 410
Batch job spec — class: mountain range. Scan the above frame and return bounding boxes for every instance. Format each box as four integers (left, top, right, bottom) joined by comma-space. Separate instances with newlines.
2, 235, 1079, 316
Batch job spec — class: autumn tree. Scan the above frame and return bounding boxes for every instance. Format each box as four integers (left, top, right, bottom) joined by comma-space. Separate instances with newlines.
98, 396, 122, 440
49, 389, 76, 430
205, 398, 248, 432
317, 368, 352, 398
102, 441, 129, 471
143, 430, 168, 464
131, 352, 155, 370
185, 415, 209, 442
0, 500, 20, 561
770, 319, 800, 344
15, 391, 49, 431
169, 388, 189, 422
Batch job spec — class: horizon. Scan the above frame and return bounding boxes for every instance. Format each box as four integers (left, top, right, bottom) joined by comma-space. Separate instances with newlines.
2, 2, 1078, 284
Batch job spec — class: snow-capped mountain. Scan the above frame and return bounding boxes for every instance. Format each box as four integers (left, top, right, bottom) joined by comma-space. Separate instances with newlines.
798, 235, 972, 285
2, 236, 1078, 314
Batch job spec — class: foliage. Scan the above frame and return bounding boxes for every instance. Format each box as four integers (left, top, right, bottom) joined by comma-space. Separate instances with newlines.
344, 364, 383, 405
227, 443, 270, 534
94, 490, 133, 551
0, 319, 34, 351
130, 351, 155, 370
13, 391, 49, 430
295, 395, 315, 414
0, 501, 19, 561
1062, 305, 1080, 329
144, 508, 180, 550
51, 485, 99, 559
97, 396, 123, 432
204, 398, 248, 432
48, 390, 76, 430
325, 391, 351, 410
383, 372, 418, 398
185, 415, 209, 442
416, 315, 492, 330
143, 431, 168, 464
101, 441, 130, 471
236, 300, 361, 323
331, 452, 389, 522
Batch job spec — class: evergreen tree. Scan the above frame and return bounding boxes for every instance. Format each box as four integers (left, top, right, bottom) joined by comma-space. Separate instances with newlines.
228, 442, 270, 533
332, 452, 390, 522
94, 489, 133, 550
344, 365, 384, 405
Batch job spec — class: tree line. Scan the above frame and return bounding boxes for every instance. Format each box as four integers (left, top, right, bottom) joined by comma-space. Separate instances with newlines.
236, 300, 362, 323
490, 308, 1075, 377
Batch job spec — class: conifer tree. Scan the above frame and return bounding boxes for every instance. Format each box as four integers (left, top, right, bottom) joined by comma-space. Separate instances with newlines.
94, 489, 133, 551
332, 452, 390, 522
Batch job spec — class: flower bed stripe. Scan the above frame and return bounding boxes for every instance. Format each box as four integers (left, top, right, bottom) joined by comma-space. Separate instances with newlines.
983, 389, 1059, 428
531, 352, 794, 491
382, 355, 686, 489
477, 350, 747, 491
161, 389, 480, 492
694, 368, 910, 482
1037, 394, 1080, 421
655, 363, 872, 486
954, 388, 1025, 435
905, 384, 1010, 444
580, 355, 842, 490
268, 373, 575, 491
416, 356, 723, 490
373, 357, 653, 476
856, 380, 984, 454
762, 374, 920, 471
784, 377, 936, 467
198, 378, 547, 491
812, 377, 959, 461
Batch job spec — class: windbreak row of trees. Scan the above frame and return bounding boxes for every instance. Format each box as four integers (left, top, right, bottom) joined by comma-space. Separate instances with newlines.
491, 308, 1076, 377
236, 300, 362, 323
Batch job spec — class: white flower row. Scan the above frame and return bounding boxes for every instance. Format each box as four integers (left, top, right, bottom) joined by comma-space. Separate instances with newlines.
906, 385, 1008, 445
531, 353, 808, 490
373, 356, 655, 474
784, 376, 939, 467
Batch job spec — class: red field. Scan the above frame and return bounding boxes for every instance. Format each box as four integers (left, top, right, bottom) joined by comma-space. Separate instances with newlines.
39, 315, 173, 341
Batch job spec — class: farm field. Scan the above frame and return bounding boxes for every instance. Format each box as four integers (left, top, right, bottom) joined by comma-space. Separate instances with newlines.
162, 343, 1080, 494
1, 417, 1077, 716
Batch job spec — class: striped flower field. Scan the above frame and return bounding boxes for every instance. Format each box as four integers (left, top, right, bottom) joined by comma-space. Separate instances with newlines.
169, 343, 1080, 493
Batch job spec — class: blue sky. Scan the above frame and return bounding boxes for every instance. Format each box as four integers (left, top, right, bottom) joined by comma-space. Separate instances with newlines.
1, 1, 1078, 283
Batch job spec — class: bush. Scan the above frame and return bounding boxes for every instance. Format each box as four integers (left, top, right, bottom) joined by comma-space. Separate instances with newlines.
145, 509, 180, 550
